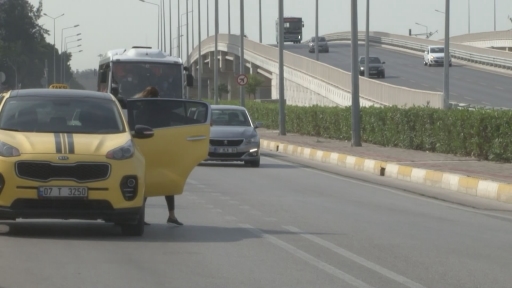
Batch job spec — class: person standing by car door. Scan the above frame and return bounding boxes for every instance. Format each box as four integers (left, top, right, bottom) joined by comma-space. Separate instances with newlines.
134, 86, 184, 226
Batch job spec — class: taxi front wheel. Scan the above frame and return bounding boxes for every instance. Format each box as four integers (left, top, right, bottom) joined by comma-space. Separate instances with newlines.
121, 206, 145, 236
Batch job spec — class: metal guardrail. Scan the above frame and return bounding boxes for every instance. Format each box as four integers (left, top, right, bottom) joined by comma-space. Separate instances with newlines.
311, 31, 512, 70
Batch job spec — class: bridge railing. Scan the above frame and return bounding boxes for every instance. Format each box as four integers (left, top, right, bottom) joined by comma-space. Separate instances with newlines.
190, 34, 444, 108
314, 31, 512, 70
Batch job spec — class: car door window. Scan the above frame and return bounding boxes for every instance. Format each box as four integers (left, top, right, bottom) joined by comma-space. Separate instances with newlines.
126, 99, 209, 130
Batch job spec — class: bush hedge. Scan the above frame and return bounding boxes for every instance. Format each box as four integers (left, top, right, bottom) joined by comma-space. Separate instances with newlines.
206, 100, 512, 162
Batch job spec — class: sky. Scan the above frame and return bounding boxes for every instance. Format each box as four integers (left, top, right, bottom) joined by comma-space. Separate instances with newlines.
29, 0, 512, 71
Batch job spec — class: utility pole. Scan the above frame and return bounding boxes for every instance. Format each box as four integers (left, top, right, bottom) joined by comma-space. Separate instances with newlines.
178, 0, 181, 58
443, 0, 450, 109
207, 0, 210, 37
240, 0, 245, 107
162, 0, 166, 52
228, 0, 231, 34
278, 0, 286, 136
186, 0, 190, 98
350, 0, 361, 147
169, 0, 173, 56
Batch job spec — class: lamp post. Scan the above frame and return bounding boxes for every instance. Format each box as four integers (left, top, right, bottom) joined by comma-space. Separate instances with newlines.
314, 0, 318, 61
443, 0, 450, 109
198, 0, 202, 100
239, 0, 245, 106
468, 0, 470, 34
278, 0, 285, 136
415, 22, 428, 38
228, 0, 231, 34
364, 0, 369, 78
42, 13, 65, 85
140, 0, 160, 49
214, 0, 219, 104
60, 25, 79, 82
64, 49, 83, 83
350, 0, 361, 146
259, 0, 262, 43
162, 0, 166, 52
63, 44, 81, 83
169, 0, 172, 55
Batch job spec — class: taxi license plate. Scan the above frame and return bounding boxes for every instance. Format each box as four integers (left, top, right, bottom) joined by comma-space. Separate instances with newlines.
38, 187, 88, 198
214, 147, 237, 153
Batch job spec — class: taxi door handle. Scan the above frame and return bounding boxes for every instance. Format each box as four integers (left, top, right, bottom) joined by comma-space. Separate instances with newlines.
187, 135, 206, 141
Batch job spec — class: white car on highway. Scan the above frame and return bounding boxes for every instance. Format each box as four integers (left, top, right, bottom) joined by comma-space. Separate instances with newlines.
423, 46, 452, 67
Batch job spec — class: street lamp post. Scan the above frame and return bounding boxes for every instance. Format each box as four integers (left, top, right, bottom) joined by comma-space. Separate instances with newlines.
228, 0, 231, 34
278, 0, 286, 136
415, 22, 428, 38
63, 33, 81, 76
214, 0, 219, 104
63, 44, 81, 83
60, 25, 79, 82
259, 0, 262, 43
468, 0, 470, 34
64, 49, 83, 83
351, 0, 361, 147
43, 13, 64, 85
162, 0, 166, 52
140, 0, 160, 49
198, 0, 202, 100
207, 0, 209, 37
239, 0, 245, 107
494, 0, 496, 31
186, 0, 190, 98
169, 0, 172, 55
365, 0, 370, 78
443, 0, 450, 109
315, 0, 319, 61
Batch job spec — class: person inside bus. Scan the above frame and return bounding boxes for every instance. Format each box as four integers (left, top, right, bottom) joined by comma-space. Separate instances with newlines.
134, 86, 184, 226
157, 67, 182, 98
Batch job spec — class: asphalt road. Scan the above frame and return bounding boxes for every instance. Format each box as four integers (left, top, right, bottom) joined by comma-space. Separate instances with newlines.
279, 42, 512, 108
1, 155, 512, 287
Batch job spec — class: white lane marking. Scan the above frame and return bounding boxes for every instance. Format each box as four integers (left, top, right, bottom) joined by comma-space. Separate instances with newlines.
284, 226, 426, 288
229, 200, 240, 204
262, 156, 512, 221
240, 224, 374, 288
224, 216, 238, 221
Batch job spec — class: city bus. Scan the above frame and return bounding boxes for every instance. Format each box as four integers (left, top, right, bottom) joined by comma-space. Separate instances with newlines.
97, 46, 193, 99
275, 16, 304, 44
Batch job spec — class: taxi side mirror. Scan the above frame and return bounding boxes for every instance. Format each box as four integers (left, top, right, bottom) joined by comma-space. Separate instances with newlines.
133, 125, 154, 139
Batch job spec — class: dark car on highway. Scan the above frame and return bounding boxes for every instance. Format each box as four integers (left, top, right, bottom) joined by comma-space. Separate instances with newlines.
358, 56, 386, 78
308, 36, 329, 53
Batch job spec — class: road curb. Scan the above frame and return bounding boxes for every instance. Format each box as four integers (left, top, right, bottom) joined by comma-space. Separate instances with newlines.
261, 139, 512, 204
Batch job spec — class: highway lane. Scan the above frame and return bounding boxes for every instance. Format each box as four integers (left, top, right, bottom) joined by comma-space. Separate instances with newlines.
2, 156, 512, 287
279, 42, 512, 108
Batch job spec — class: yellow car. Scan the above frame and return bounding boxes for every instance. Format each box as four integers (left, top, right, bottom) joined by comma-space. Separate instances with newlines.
0, 89, 210, 236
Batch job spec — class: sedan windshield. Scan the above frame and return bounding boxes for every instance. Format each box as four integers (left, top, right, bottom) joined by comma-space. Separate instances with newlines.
212, 109, 252, 127
430, 47, 444, 53
0, 97, 125, 134
359, 57, 381, 64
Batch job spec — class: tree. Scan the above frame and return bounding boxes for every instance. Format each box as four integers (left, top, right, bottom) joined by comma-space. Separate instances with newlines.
245, 74, 264, 100
211, 83, 229, 100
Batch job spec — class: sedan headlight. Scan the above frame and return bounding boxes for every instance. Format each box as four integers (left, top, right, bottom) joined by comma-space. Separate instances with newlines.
106, 140, 135, 160
245, 136, 259, 144
429, 55, 435, 59
0, 141, 20, 157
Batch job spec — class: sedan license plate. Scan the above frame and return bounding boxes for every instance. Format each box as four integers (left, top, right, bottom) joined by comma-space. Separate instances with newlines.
38, 187, 88, 198
214, 147, 237, 153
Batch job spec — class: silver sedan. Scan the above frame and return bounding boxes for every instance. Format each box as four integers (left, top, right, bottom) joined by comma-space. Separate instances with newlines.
204, 105, 262, 167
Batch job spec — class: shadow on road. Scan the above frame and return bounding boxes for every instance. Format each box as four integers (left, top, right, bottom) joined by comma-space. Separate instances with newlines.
198, 162, 297, 169
0, 222, 337, 243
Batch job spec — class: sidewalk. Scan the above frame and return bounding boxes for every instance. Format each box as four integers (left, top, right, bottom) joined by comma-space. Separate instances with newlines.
258, 129, 512, 204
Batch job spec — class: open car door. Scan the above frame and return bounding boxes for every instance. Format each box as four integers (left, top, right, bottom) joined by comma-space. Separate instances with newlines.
126, 99, 211, 197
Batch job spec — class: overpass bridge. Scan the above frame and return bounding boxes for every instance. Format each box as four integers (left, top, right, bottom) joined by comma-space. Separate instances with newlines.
186, 32, 512, 110
445, 30, 512, 52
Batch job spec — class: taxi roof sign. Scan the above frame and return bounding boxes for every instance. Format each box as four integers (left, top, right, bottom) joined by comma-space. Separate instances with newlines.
49, 84, 69, 89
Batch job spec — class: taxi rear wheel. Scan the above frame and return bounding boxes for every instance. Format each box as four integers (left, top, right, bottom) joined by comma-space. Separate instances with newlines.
121, 206, 145, 236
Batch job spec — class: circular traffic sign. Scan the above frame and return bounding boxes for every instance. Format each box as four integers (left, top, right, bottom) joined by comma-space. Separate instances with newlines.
237, 74, 248, 86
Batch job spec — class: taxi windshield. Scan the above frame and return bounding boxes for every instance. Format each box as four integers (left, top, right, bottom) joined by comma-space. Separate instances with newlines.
0, 97, 125, 134
112, 62, 183, 99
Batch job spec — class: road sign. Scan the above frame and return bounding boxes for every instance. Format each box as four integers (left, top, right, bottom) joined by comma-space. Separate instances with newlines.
236, 74, 248, 86
0, 72, 5, 83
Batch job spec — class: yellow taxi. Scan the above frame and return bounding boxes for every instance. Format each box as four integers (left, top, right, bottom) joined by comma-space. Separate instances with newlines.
0, 89, 210, 236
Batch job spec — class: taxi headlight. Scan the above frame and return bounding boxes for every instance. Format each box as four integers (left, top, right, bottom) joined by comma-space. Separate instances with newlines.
0, 141, 20, 157
106, 140, 134, 160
